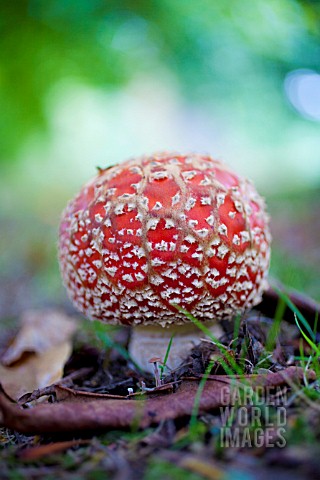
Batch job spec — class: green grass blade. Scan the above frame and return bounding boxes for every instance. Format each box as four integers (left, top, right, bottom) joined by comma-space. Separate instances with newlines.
275, 288, 316, 340
189, 360, 215, 431
232, 313, 241, 347
266, 296, 286, 351
294, 313, 320, 357
313, 311, 319, 336
172, 306, 227, 350
160, 333, 175, 379
172, 305, 243, 375
93, 321, 143, 372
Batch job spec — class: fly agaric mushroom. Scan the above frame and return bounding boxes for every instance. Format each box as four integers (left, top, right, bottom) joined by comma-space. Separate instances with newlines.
59, 153, 271, 372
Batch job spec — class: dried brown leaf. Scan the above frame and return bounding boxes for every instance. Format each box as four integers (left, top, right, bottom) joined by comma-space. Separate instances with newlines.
1, 309, 77, 366
0, 309, 78, 401
54, 382, 174, 402
18, 367, 95, 405
0, 367, 313, 435
184, 366, 316, 387
0, 343, 73, 400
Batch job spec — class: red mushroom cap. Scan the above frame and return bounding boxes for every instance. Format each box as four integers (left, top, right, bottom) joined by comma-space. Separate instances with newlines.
59, 153, 271, 326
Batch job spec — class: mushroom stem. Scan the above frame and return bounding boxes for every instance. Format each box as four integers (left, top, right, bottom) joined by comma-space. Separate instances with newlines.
152, 361, 161, 387
129, 321, 224, 373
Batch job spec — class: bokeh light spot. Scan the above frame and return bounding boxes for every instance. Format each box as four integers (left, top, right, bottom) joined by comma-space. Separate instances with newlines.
285, 69, 320, 122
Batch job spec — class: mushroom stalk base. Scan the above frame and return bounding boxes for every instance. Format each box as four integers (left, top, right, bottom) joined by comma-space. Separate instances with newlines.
129, 321, 223, 373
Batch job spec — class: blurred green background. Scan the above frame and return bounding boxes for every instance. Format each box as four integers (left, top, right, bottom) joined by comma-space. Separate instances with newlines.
1, 0, 319, 319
